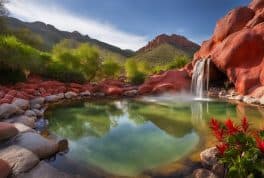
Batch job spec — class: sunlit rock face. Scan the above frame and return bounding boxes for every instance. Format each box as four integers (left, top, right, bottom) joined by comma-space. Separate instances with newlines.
193, 0, 264, 96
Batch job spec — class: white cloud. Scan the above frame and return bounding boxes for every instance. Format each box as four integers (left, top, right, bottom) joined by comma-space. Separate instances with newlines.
6, 0, 148, 50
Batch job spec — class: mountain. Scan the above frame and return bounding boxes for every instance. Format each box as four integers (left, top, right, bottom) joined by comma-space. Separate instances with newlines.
4, 17, 134, 60
134, 34, 200, 66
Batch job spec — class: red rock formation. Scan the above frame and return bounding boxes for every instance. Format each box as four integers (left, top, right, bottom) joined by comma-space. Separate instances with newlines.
193, 0, 264, 96
139, 69, 191, 94
138, 34, 200, 53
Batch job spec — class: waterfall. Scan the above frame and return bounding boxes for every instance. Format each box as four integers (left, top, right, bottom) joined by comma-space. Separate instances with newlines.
191, 59, 210, 98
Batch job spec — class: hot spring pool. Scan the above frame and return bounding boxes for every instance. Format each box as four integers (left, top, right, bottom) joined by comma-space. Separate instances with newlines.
44, 96, 264, 177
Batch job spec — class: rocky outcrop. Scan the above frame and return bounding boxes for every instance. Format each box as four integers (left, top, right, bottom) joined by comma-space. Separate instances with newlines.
138, 34, 200, 54
139, 69, 191, 94
193, 0, 264, 97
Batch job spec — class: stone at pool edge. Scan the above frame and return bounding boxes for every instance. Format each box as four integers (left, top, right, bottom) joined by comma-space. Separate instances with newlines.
200, 147, 218, 169
45, 93, 64, 103
65, 91, 78, 99
0, 159, 11, 178
0, 103, 24, 119
0, 122, 18, 141
192, 169, 218, 178
6, 115, 36, 128
17, 161, 82, 178
12, 132, 59, 159
0, 145, 39, 176
12, 98, 30, 110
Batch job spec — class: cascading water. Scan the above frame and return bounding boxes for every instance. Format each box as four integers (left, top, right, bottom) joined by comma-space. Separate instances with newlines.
191, 58, 210, 99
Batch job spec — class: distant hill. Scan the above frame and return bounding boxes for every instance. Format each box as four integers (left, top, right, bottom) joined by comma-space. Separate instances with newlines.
134, 34, 200, 66
4, 17, 134, 61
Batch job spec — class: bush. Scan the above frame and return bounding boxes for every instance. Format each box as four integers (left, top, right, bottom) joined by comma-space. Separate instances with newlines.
209, 117, 264, 177
101, 58, 121, 78
0, 67, 26, 84
125, 59, 146, 85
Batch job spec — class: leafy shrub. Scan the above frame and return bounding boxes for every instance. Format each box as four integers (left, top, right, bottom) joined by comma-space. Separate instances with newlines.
100, 58, 121, 78
125, 59, 146, 85
209, 117, 264, 178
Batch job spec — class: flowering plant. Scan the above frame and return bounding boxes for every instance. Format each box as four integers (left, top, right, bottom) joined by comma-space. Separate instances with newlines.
209, 117, 264, 177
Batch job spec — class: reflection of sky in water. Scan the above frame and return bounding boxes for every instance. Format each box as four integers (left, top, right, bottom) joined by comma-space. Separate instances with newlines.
47, 97, 264, 176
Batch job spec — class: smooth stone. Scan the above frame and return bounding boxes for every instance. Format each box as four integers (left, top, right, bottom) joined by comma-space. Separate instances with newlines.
0, 159, 11, 178
31, 103, 42, 110
80, 91, 91, 96
64, 91, 78, 99
13, 123, 35, 133
0, 103, 23, 119
45, 93, 64, 103
0, 122, 18, 141
9, 115, 36, 128
93, 92, 105, 97
200, 147, 218, 168
12, 99, 29, 110
24, 110, 37, 117
212, 163, 225, 178
32, 109, 44, 117
30, 97, 45, 108
243, 96, 259, 104
57, 139, 69, 153
13, 132, 59, 159
192, 169, 218, 178
17, 161, 82, 178
0, 145, 39, 175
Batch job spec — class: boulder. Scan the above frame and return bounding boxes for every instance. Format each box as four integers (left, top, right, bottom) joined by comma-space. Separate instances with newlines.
139, 69, 191, 94
0, 103, 23, 119
0, 159, 11, 178
30, 97, 45, 109
80, 91, 91, 97
13, 132, 59, 159
12, 99, 29, 110
124, 89, 138, 97
0, 122, 18, 141
9, 115, 36, 128
105, 86, 123, 96
17, 161, 82, 178
64, 91, 78, 99
32, 109, 44, 117
0, 145, 39, 175
13, 123, 35, 133
200, 147, 219, 168
45, 93, 64, 103
192, 169, 218, 178
24, 110, 37, 118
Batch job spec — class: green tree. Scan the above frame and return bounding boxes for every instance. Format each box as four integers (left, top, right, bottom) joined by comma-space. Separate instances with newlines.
125, 59, 146, 85
101, 58, 121, 78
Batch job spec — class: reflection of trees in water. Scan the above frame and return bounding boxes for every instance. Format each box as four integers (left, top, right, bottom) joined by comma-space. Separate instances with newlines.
48, 101, 124, 139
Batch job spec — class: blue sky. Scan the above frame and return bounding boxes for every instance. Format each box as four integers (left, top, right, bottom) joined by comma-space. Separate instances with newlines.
6, 0, 250, 50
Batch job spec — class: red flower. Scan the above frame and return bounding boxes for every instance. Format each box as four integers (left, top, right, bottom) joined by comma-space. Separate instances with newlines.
216, 143, 228, 155
241, 117, 249, 132
255, 136, 264, 153
225, 118, 239, 135
210, 118, 224, 141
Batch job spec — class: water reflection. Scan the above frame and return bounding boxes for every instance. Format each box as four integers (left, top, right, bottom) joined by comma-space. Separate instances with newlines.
46, 97, 264, 177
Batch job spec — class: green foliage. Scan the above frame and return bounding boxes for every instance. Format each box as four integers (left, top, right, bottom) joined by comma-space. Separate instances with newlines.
209, 117, 264, 178
125, 59, 146, 85
101, 58, 121, 78
0, 66, 26, 84
11, 28, 45, 50
51, 39, 100, 82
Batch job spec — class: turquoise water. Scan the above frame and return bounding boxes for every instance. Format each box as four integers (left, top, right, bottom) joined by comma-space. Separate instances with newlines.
46, 96, 264, 177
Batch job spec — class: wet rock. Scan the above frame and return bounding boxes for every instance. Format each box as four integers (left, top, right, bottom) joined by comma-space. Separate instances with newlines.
0, 145, 39, 175
9, 115, 36, 128
0, 122, 18, 141
80, 91, 91, 97
65, 91, 78, 99
30, 97, 45, 108
45, 93, 64, 103
243, 96, 259, 104
17, 161, 82, 178
12, 99, 29, 110
192, 169, 218, 178
57, 139, 69, 153
212, 163, 225, 178
0, 159, 11, 178
200, 147, 218, 168
32, 109, 44, 117
0, 103, 23, 119
25, 110, 37, 117
13, 123, 35, 133
13, 132, 59, 159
